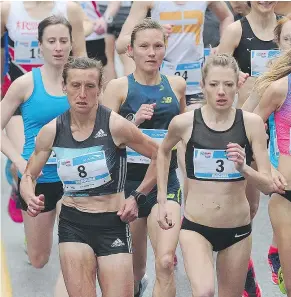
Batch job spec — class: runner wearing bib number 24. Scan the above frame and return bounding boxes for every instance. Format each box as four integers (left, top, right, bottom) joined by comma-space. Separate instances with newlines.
20, 57, 159, 297
104, 19, 186, 297
157, 54, 277, 297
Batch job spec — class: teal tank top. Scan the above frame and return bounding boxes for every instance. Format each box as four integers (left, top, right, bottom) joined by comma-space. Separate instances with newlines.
19, 67, 69, 183
119, 74, 180, 181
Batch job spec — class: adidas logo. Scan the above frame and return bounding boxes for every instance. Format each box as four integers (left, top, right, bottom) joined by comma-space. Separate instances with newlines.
111, 238, 125, 248
94, 129, 107, 138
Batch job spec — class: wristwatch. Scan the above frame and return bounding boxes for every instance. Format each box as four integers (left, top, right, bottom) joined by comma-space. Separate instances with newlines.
130, 190, 147, 205
104, 14, 113, 24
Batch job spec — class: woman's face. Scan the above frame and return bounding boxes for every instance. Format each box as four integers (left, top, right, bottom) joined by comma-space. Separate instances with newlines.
251, 1, 277, 14
128, 29, 166, 72
279, 20, 291, 51
39, 24, 71, 67
201, 66, 238, 110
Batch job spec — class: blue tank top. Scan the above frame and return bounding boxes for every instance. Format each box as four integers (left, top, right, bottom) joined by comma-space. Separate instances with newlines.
19, 67, 70, 183
268, 113, 279, 169
119, 74, 180, 181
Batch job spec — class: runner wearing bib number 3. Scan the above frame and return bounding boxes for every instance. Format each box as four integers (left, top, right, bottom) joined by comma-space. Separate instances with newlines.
0, 16, 72, 297
116, 1, 233, 110
104, 19, 185, 297
20, 56, 158, 297
157, 54, 277, 297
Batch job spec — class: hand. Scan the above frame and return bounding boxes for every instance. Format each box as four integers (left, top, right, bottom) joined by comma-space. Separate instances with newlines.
157, 202, 175, 230
26, 194, 45, 217
134, 103, 156, 126
226, 142, 246, 172
162, 24, 173, 38
271, 167, 287, 195
117, 197, 138, 222
238, 71, 249, 88
93, 17, 107, 35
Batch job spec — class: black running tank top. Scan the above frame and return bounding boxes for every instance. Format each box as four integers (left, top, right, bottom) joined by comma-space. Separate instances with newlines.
233, 16, 279, 75
185, 108, 252, 182
52, 105, 127, 197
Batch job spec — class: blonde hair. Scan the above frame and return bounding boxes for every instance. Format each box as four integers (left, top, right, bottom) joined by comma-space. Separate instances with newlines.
254, 48, 291, 97
274, 14, 291, 46
130, 18, 166, 47
202, 54, 240, 84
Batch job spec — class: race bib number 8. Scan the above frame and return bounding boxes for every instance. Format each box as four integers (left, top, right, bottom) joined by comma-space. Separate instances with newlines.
193, 148, 244, 180
251, 50, 280, 77
127, 129, 167, 164
14, 40, 43, 65
58, 151, 111, 191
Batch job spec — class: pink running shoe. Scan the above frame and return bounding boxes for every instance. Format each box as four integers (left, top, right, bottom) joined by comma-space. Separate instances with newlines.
8, 188, 23, 223
242, 258, 262, 297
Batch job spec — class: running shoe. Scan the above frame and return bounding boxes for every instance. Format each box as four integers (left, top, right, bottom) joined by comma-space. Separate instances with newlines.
134, 274, 148, 297
268, 250, 281, 284
242, 259, 262, 297
278, 267, 287, 294
8, 188, 23, 223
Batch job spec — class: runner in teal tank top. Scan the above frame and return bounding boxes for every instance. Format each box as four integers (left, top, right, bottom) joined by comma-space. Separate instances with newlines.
103, 19, 186, 297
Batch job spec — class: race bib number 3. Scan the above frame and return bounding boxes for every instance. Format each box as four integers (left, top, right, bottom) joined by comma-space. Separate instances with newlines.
14, 40, 43, 65
58, 151, 111, 191
127, 129, 167, 164
251, 50, 280, 77
193, 148, 243, 180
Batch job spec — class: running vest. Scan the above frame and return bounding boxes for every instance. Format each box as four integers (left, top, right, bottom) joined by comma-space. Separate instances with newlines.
52, 105, 127, 197
186, 108, 252, 182
4, 1, 68, 91
233, 16, 279, 76
274, 74, 291, 156
19, 67, 69, 183
151, 1, 207, 95
79, 1, 105, 41
119, 74, 180, 181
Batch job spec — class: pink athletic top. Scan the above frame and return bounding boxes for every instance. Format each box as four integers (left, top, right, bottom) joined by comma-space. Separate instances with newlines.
274, 74, 291, 156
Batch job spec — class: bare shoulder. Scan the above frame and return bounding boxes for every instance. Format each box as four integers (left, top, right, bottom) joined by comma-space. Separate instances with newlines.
266, 77, 289, 98
1, 1, 11, 22
6, 71, 33, 99
105, 76, 128, 99
169, 111, 193, 135
242, 110, 264, 125
166, 75, 186, 95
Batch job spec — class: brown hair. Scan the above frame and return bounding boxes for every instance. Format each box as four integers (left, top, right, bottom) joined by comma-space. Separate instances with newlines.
202, 54, 240, 84
130, 18, 166, 47
254, 48, 291, 97
274, 14, 291, 46
62, 57, 104, 88
38, 15, 72, 43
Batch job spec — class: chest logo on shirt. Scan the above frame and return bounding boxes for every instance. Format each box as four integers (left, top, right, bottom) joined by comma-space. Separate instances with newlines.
246, 37, 254, 41
161, 96, 172, 104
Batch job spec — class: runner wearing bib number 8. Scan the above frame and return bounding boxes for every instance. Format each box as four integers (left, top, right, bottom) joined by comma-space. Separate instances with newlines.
157, 54, 276, 297
104, 19, 186, 297
20, 56, 158, 297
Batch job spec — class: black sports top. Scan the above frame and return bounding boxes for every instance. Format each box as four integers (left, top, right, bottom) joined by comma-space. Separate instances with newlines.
233, 16, 279, 75
52, 105, 127, 197
185, 108, 253, 182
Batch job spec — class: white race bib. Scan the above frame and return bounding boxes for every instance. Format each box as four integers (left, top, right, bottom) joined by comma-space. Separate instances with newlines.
58, 151, 111, 191
251, 50, 280, 77
14, 40, 43, 65
160, 60, 202, 94
193, 148, 244, 180
127, 129, 167, 164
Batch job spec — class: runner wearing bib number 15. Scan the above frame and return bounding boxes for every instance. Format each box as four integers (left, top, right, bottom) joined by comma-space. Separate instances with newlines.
0, 16, 72, 297
116, 0, 234, 110
20, 56, 159, 297
103, 19, 186, 297
157, 54, 278, 297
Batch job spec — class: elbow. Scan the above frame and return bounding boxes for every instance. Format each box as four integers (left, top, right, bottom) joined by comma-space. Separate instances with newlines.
116, 38, 127, 55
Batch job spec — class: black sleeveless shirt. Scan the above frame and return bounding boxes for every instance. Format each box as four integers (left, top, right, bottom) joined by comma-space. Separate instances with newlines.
185, 108, 253, 182
52, 105, 127, 197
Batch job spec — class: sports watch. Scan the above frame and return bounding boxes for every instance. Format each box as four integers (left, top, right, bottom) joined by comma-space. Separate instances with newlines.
104, 14, 113, 24
130, 190, 147, 204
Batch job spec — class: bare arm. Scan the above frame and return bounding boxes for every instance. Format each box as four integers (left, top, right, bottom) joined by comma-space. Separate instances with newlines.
217, 20, 242, 55
208, 1, 234, 36
116, 1, 151, 54
103, 1, 122, 19
110, 112, 158, 195
20, 121, 56, 215
67, 1, 87, 57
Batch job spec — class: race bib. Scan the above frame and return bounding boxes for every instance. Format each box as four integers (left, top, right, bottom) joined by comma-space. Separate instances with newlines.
193, 148, 244, 180
14, 40, 43, 65
126, 129, 167, 164
58, 151, 111, 191
160, 60, 202, 94
251, 50, 280, 77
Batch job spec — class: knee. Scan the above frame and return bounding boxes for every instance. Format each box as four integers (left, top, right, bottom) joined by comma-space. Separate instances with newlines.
155, 253, 175, 275
192, 287, 215, 297
29, 252, 50, 269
